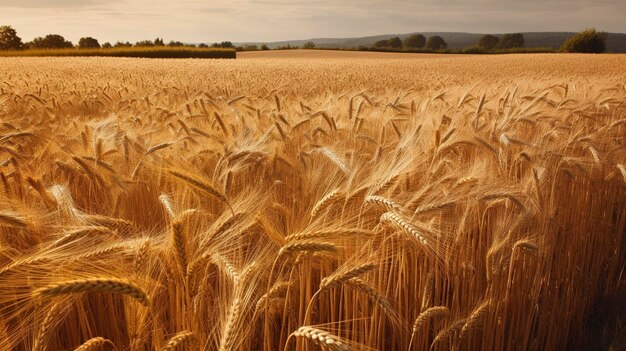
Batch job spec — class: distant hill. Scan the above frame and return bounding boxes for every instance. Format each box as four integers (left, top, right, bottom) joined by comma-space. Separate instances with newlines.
236, 32, 626, 53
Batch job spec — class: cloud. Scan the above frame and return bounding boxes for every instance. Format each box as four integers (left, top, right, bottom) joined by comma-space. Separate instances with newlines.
0, 0, 624, 43
0, 0, 113, 8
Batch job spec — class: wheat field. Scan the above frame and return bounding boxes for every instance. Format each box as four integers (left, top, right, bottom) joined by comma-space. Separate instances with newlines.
0, 53, 625, 351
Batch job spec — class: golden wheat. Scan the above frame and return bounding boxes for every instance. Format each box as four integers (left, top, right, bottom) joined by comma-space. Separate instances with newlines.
0, 54, 624, 351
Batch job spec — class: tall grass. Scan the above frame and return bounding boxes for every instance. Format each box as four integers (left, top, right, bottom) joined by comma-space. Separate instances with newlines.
0, 55, 624, 350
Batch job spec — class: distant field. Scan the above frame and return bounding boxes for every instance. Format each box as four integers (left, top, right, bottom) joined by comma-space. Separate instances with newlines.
0, 54, 625, 351
0, 46, 236, 58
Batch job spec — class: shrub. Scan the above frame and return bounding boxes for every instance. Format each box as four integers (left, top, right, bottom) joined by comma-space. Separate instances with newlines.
374, 39, 389, 48
497, 33, 524, 49
426, 36, 447, 50
560, 28, 607, 53
404, 34, 426, 49
478, 34, 499, 50
462, 46, 487, 54
388, 37, 402, 49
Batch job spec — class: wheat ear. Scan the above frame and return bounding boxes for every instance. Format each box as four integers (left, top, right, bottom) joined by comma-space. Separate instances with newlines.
432, 319, 466, 349
617, 164, 626, 184
365, 195, 404, 212
320, 263, 376, 290
512, 240, 539, 253
162, 331, 194, 351
168, 169, 230, 207
412, 306, 451, 333
459, 300, 491, 340
33, 303, 60, 351
35, 278, 149, 306
218, 298, 241, 351
408, 306, 450, 350
279, 240, 338, 257
73, 337, 115, 351
255, 281, 291, 315
51, 226, 113, 247
171, 220, 188, 272
346, 277, 394, 315
145, 142, 173, 155
291, 326, 349, 351
0, 212, 28, 228
380, 211, 428, 245
311, 189, 344, 218
284, 228, 373, 242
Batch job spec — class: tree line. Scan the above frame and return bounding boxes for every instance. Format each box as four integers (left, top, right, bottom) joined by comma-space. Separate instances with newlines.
0, 25, 609, 53
0, 26, 235, 50
373, 34, 448, 50
367, 30, 606, 53
244, 31, 608, 53
371, 33, 525, 51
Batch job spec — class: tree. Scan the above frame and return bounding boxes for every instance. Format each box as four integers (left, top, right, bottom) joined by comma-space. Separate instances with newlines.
388, 37, 402, 49
477, 34, 499, 50
198, 43, 208, 48
114, 41, 132, 48
303, 41, 315, 49
135, 40, 154, 47
496, 33, 524, 49
212, 41, 233, 48
154, 38, 164, 46
168, 41, 184, 47
403, 34, 426, 49
0, 25, 23, 50
261, 44, 269, 50
30, 34, 73, 49
102, 42, 112, 49
560, 28, 607, 53
426, 36, 447, 50
374, 39, 389, 48
78, 37, 100, 49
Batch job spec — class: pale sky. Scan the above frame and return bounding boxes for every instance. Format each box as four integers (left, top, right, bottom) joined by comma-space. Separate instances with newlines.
1, 0, 624, 44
